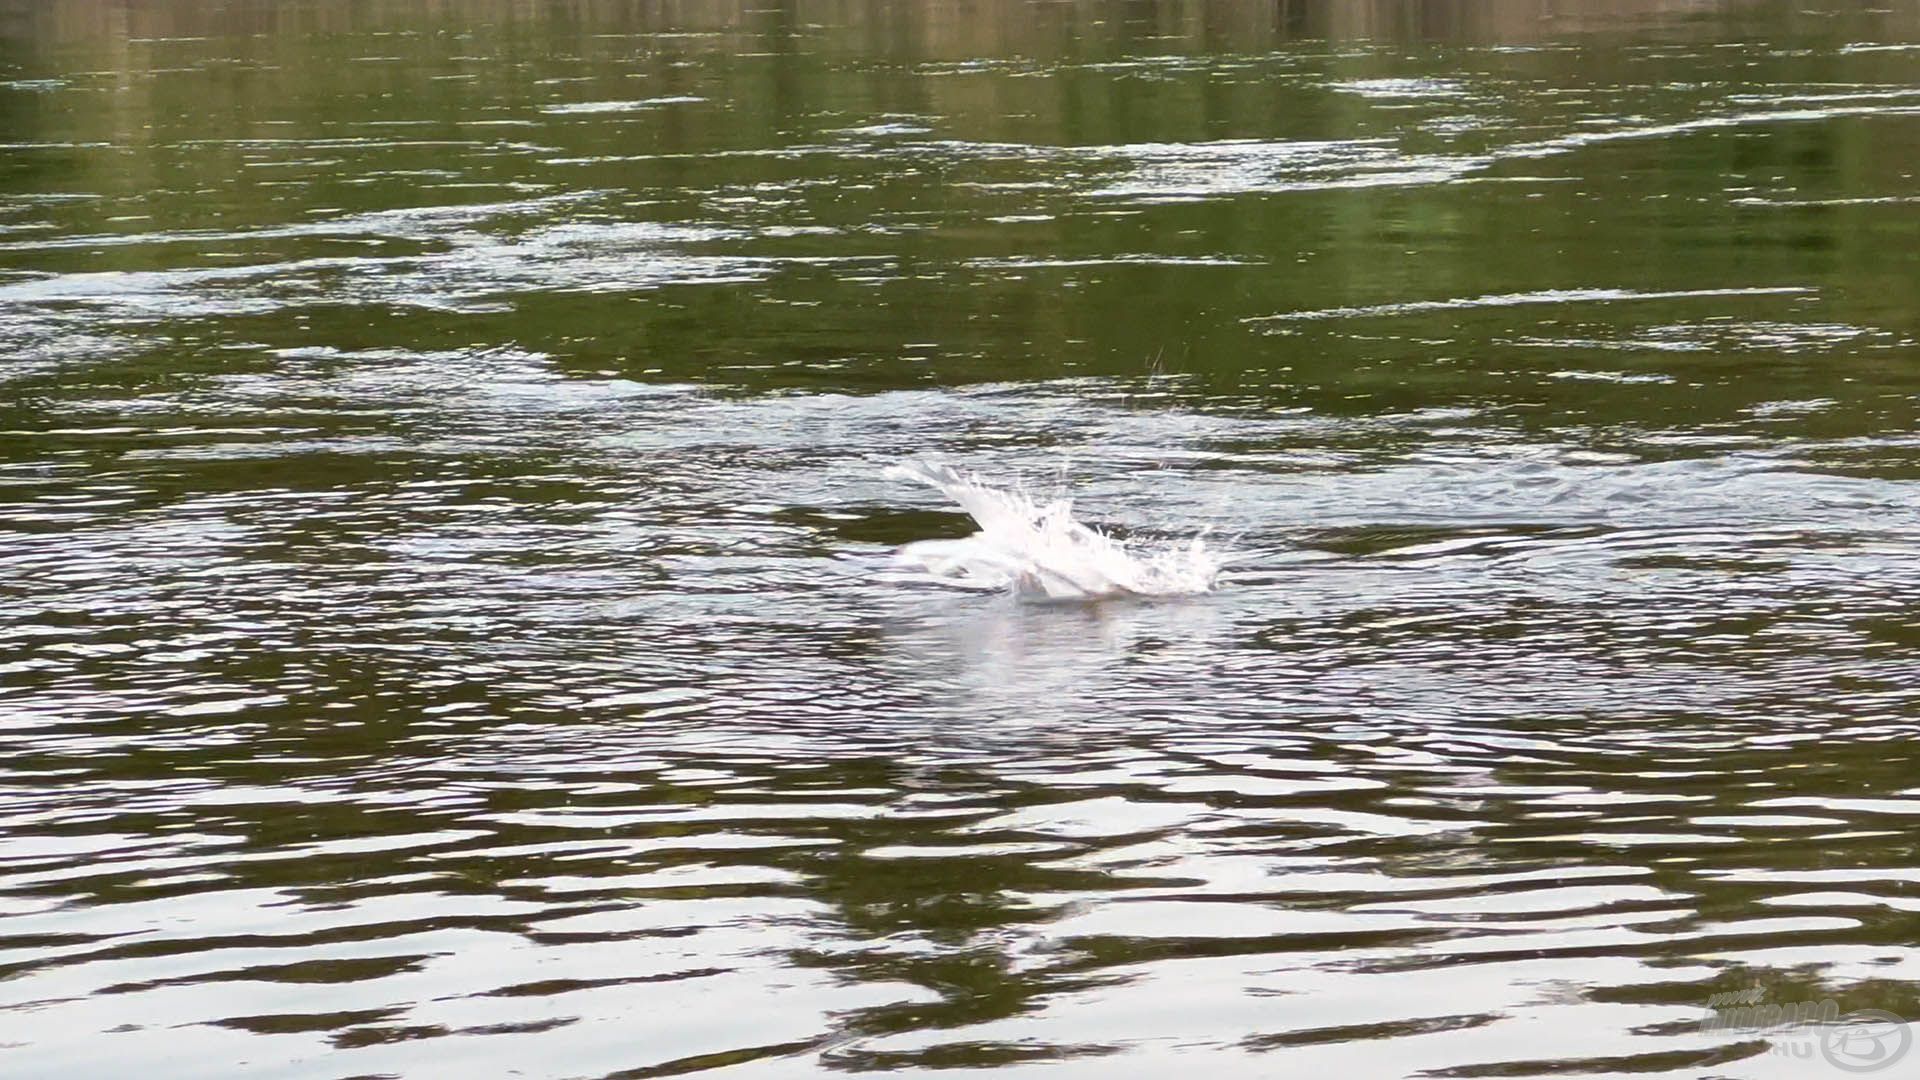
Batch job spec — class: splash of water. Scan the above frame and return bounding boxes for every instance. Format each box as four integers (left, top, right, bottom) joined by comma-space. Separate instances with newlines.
885, 460, 1221, 600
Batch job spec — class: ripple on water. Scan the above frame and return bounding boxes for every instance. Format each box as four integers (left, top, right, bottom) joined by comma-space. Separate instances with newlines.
6, 10, 1920, 1079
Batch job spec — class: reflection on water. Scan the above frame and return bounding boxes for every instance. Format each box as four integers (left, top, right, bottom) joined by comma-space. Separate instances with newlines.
3, 0, 1920, 1076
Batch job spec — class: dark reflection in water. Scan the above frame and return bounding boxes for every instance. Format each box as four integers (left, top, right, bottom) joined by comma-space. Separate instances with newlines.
3, 1, 1920, 1076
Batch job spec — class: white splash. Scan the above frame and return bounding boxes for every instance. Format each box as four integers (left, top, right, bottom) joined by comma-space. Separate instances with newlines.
885, 460, 1220, 600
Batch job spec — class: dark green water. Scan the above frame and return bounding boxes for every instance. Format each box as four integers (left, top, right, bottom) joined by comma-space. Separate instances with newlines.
4, 1, 1920, 1076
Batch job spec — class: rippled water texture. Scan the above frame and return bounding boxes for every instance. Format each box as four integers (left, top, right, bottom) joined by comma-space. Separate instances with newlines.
4, 1, 1920, 1076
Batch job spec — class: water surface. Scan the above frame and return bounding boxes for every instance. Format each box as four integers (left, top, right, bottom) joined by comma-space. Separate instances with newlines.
4, 1, 1920, 1076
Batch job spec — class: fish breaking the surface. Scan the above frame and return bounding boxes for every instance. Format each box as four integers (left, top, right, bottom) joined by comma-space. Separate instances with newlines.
886, 460, 1221, 600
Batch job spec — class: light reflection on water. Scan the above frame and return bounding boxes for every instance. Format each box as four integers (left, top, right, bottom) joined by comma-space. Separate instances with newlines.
4, 0, 1920, 1076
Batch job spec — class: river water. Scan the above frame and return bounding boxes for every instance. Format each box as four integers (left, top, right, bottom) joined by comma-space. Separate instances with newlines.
4, 1, 1920, 1076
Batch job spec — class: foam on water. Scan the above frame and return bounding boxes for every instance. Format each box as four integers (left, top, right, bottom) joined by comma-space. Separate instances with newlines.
885, 460, 1221, 600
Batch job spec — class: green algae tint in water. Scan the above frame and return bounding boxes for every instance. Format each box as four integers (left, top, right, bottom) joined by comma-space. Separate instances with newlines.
3, 1, 1920, 1077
